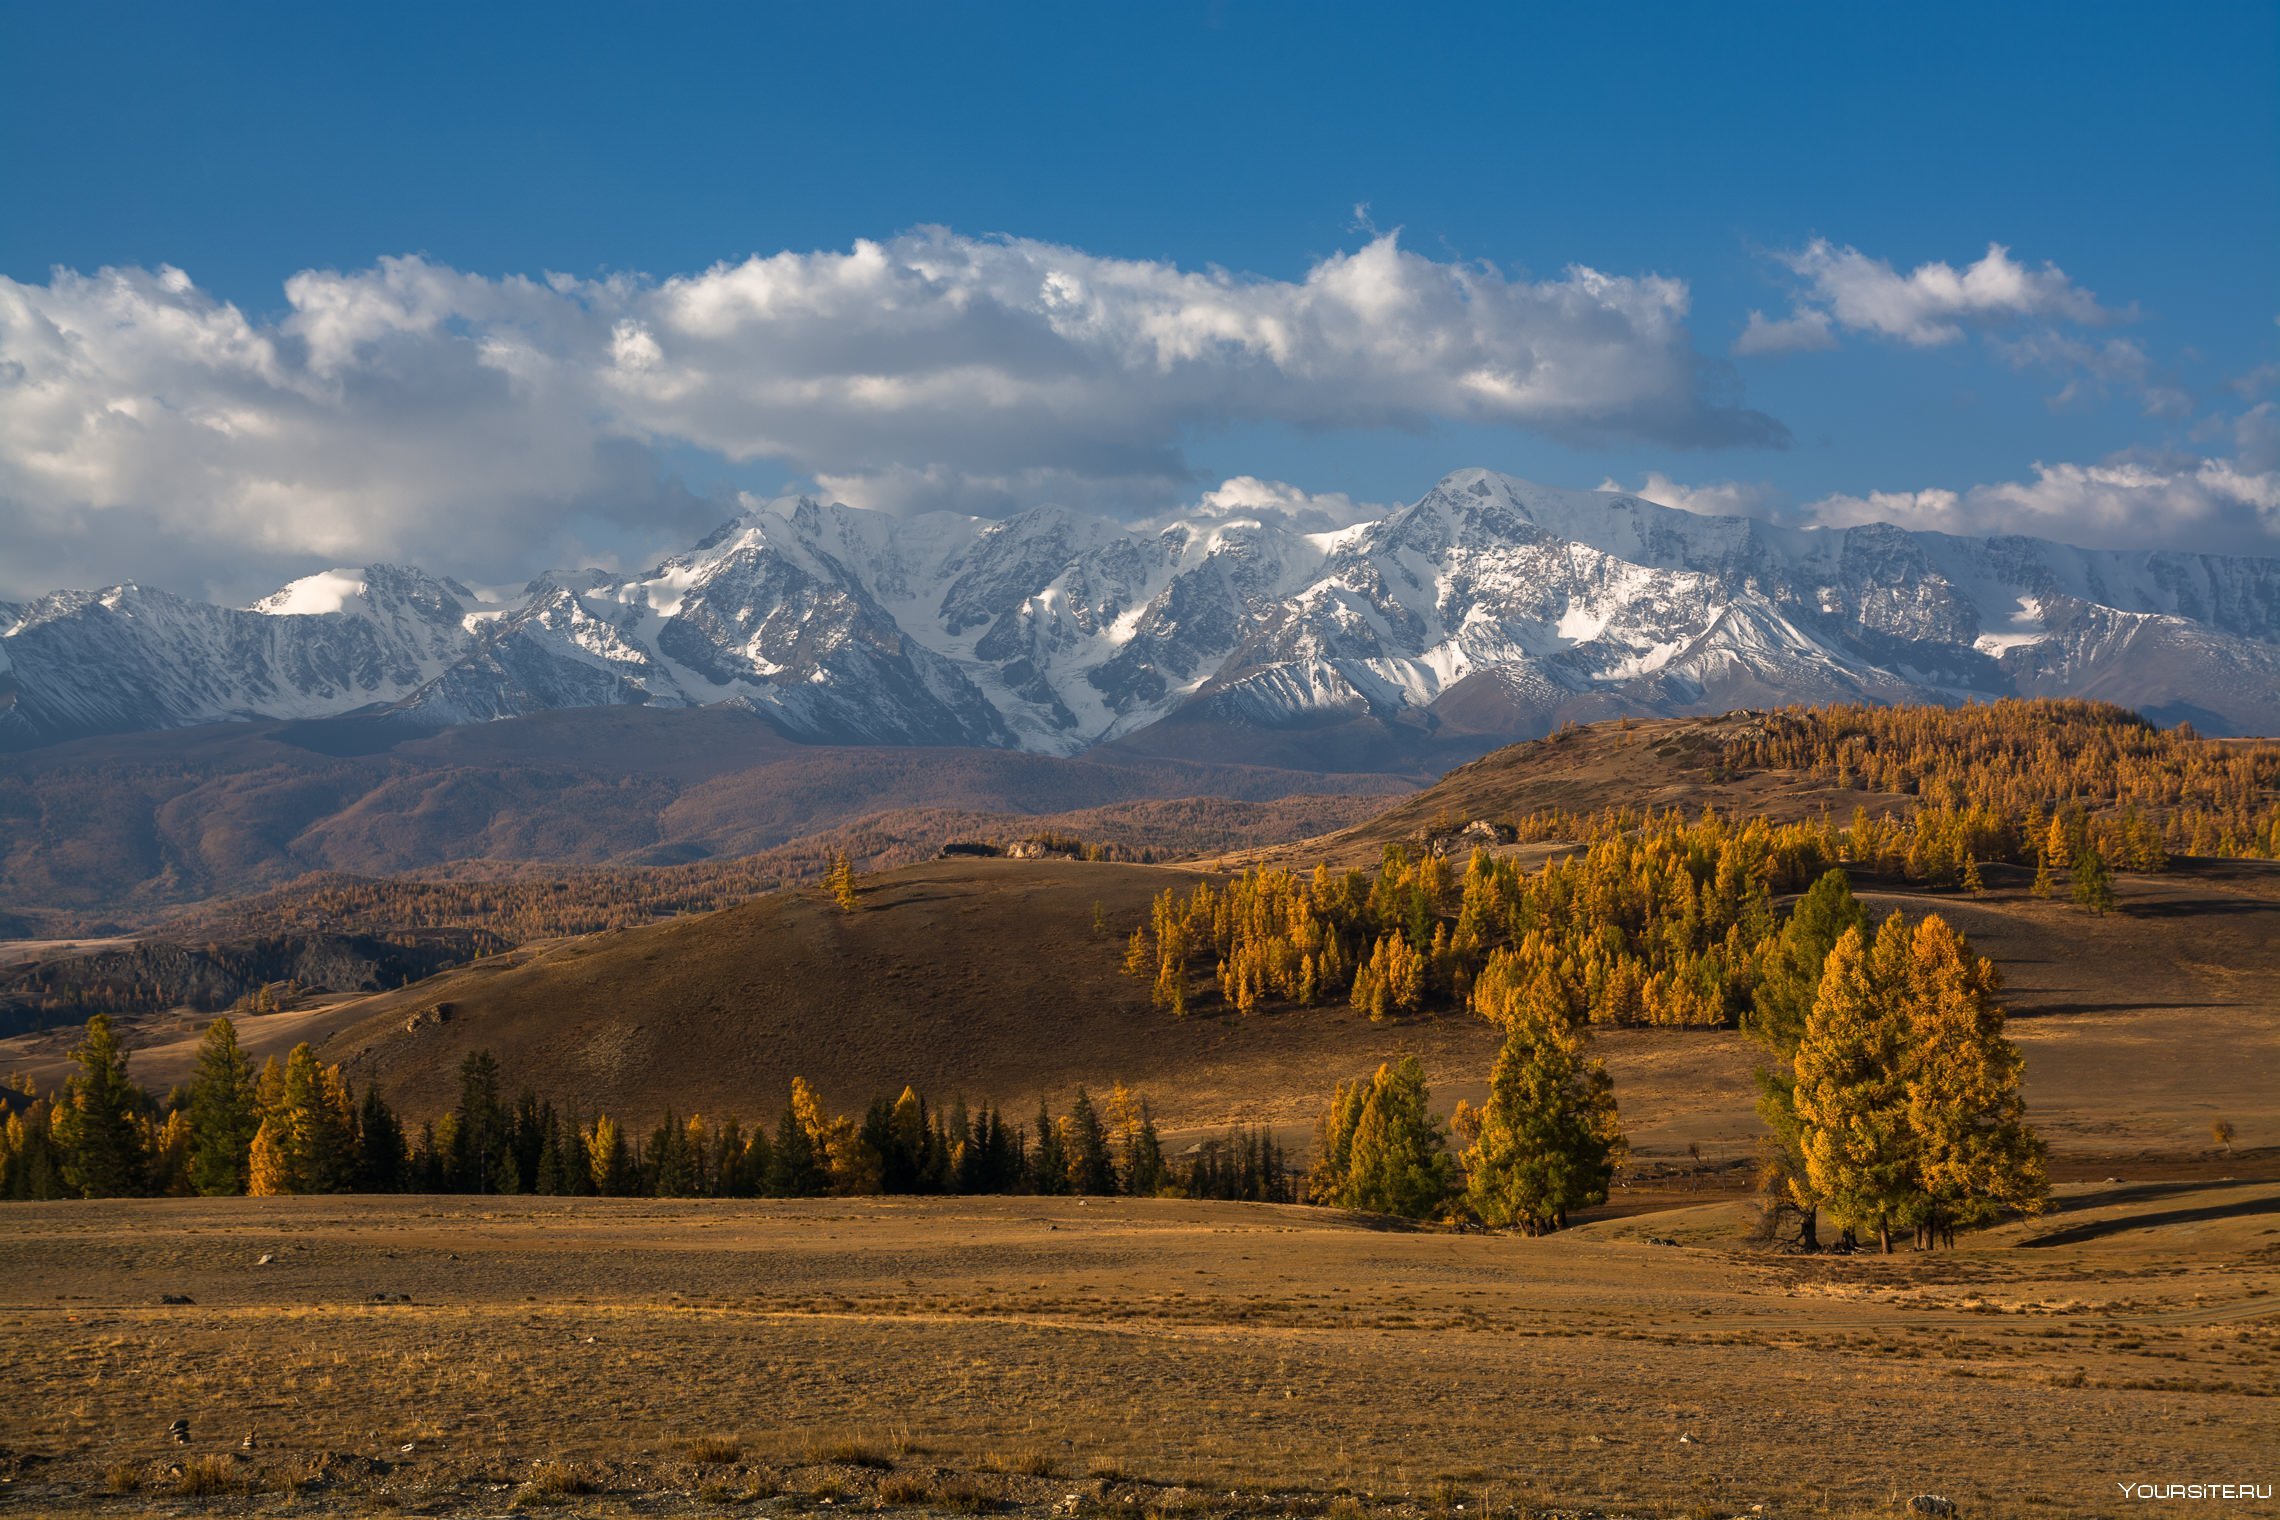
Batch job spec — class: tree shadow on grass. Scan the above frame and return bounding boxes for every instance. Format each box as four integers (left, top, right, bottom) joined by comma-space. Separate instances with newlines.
2021, 1190, 2280, 1248
2003, 999, 2238, 1019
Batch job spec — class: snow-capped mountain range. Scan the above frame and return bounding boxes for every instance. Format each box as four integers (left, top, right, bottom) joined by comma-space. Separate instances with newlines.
6, 469, 2279, 757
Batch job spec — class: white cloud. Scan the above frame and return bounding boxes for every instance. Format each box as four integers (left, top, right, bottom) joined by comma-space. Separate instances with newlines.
0, 230, 1787, 597
1733, 307, 1837, 356
1605, 436, 2280, 554
2233, 335, 2280, 400
1989, 330, 2191, 416
1143, 475, 1387, 534
1744, 238, 2123, 351
1802, 448, 2280, 553
0, 258, 712, 601
1597, 471, 1778, 519
2235, 403, 2280, 475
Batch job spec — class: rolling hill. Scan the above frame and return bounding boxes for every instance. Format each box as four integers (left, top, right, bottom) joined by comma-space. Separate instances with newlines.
1276, 709, 1908, 865
0, 704, 1404, 932
16, 846, 2251, 1173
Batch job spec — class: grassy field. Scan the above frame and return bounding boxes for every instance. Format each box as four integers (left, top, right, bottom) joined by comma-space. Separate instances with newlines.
1, 1187, 2274, 1519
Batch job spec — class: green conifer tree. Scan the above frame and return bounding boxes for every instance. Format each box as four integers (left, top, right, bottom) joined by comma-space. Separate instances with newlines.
52, 1015, 149, 1198
1461, 1003, 1623, 1233
1029, 1098, 1069, 1195
650, 1108, 696, 1197
534, 1113, 568, 1196
1065, 1088, 1117, 1195
450, 1050, 509, 1194
768, 1104, 826, 1197
884, 1087, 930, 1193
1312, 1057, 1455, 1219
185, 1017, 258, 1196
510, 1092, 547, 1195
1125, 1107, 1169, 1196
354, 1086, 407, 1192
2071, 844, 2117, 915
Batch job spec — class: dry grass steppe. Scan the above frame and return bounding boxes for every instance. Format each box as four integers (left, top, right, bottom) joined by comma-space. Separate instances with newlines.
0, 1188, 2274, 1519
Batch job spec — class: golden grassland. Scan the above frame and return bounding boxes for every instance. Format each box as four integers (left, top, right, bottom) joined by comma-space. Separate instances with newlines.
1, 1188, 2274, 1519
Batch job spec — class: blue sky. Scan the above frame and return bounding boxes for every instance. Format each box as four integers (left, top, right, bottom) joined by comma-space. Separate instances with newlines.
2, 0, 2276, 597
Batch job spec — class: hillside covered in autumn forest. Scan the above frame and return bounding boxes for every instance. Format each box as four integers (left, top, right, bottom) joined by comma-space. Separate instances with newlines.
7, 701, 2275, 1194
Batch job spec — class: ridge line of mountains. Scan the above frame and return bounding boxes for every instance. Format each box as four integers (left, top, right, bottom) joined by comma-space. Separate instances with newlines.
6, 467, 2279, 762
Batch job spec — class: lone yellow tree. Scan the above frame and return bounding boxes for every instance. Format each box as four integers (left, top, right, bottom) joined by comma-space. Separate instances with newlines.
1903, 917, 2047, 1244
1746, 869, 1866, 1250
823, 852, 861, 913
1792, 916, 1919, 1252
246, 1044, 358, 1195
246, 1117, 292, 1196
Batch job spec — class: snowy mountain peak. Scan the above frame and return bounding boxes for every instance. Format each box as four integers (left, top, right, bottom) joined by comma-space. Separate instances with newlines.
6, 468, 2279, 754
249, 564, 477, 620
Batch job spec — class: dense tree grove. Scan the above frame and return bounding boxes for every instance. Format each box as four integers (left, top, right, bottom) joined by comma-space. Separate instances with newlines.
1136, 815, 1833, 1027
0, 938, 499, 1028
6, 702, 2117, 1248
150, 820, 1228, 950
1728, 700, 2280, 857
166, 864, 797, 944
0, 1033, 1263, 1204
1130, 702, 2273, 1029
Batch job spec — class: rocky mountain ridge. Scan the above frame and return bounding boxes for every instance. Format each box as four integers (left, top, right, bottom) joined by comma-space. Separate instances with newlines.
6, 468, 2278, 754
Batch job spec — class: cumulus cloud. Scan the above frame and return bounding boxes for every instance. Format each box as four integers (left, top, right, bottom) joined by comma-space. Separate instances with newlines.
1801, 446, 2280, 553
1602, 427, 2280, 554
1740, 239, 2124, 353
2232, 331, 2280, 401
1733, 307, 1838, 356
1137, 475, 1388, 535
0, 259, 720, 600
1597, 471, 1779, 519
0, 230, 1785, 597
2234, 403, 2280, 475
